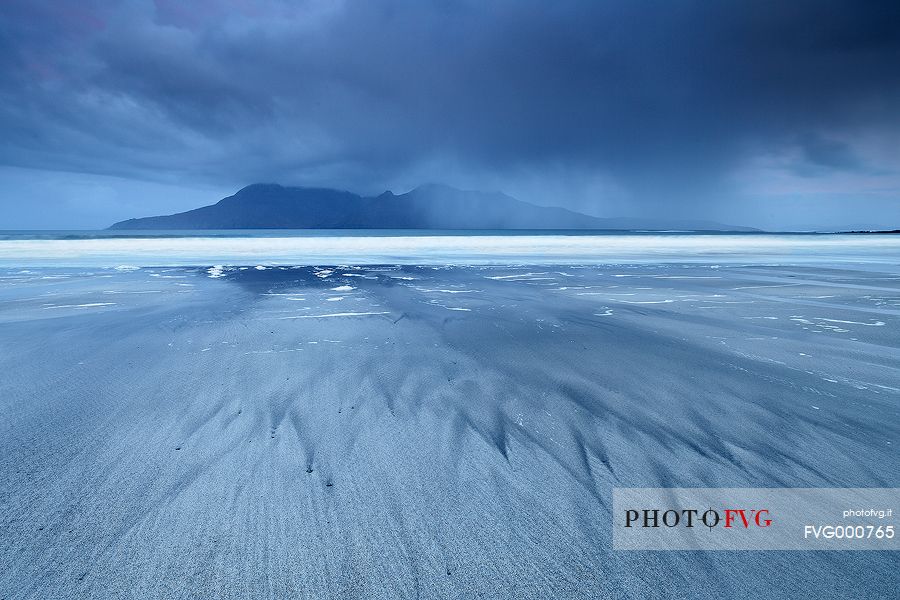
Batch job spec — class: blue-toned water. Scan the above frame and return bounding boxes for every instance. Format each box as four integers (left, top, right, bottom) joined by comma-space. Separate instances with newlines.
0, 230, 898, 268
0, 229, 800, 240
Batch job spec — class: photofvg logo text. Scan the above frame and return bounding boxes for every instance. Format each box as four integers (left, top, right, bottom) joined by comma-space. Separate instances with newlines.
613, 488, 899, 551
624, 507, 772, 530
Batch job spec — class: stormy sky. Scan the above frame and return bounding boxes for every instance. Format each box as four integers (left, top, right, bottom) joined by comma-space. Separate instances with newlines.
1, 0, 899, 230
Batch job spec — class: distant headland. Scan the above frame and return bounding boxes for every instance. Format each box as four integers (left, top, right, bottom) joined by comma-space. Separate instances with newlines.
109, 183, 760, 232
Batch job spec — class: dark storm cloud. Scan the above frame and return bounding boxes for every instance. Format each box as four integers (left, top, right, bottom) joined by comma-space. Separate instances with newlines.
796, 133, 864, 174
1, 0, 899, 220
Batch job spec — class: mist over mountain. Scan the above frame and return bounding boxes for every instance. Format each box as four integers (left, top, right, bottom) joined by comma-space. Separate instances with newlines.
109, 184, 758, 231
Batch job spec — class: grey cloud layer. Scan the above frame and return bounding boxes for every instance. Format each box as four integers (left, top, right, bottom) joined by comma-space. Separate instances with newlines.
1, 0, 899, 219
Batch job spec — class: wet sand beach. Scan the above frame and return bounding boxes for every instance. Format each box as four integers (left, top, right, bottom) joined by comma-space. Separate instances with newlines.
1, 262, 898, 598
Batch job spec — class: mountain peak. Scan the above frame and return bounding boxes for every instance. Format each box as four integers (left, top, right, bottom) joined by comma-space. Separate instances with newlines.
108, 183, 759, 231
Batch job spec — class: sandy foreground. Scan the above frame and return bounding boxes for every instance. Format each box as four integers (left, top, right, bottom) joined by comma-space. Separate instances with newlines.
1, 263, 898, 598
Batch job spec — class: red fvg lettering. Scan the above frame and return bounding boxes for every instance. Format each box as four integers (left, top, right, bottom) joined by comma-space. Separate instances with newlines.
723, 509, 771, 528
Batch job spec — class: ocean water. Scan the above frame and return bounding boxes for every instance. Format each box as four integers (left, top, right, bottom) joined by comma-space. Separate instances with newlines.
0, 230, 899, 267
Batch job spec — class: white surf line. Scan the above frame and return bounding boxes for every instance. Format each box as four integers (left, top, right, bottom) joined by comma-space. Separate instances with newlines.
485, 272, 550, 280
425, 299, 472, 311
414, 288, 481, 293
242, 348, 306, 355
649, 275, 723, 279
790, 316, 841, 328
277, 311, 390, 319
815, 318, 886, 326
731, 283, 805, 290
8, 234, 900, 268
42, 302, 117, 309
330, 285, 354, 291
504, 277, 557, 281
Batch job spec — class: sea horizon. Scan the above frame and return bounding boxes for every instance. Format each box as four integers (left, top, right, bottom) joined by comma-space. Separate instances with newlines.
2, 230, 899, 269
